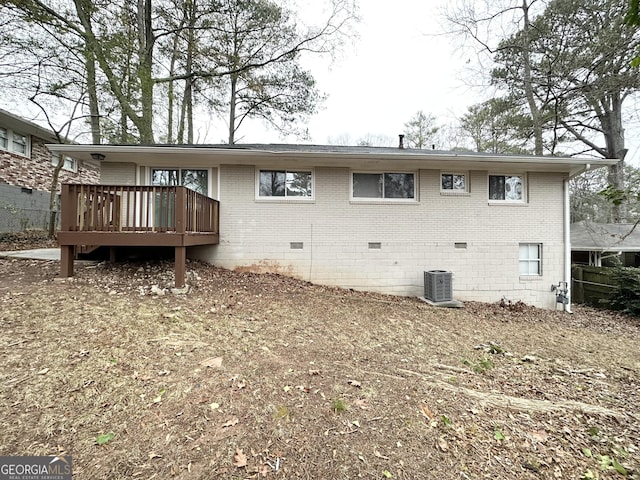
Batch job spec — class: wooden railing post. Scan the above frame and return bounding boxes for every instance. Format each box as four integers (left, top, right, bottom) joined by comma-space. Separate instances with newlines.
175, 186, 186, 234
60, 184, 76, 232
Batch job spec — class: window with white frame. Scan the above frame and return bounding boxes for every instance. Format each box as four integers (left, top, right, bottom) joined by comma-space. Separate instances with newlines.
0, 126, 30, 156
0, 127, 7, 149
441, 172, 468, 193
152, 168, 209, 195
258, 170, 313, 199
519, 243, 541, 275
489, 174, 524, 201
52, 153, 77, 172
352, 172, 415, 200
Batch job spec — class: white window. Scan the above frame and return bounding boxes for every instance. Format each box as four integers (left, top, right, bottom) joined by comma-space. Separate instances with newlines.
257, 169, 313, 199
519, 243, 542, 275
352, 172, 416, 200
0, 126, 30, 157
52, 153, 77, 172
489, 175, 524, 201
441, 172, 468, 193
152, 168, 209, 195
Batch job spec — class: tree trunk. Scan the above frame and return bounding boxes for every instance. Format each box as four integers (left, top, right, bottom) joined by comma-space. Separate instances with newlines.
228, 73, 238, 144
136, 0, 155, 143
603, 95, 627, 222
520, 0, 544, 156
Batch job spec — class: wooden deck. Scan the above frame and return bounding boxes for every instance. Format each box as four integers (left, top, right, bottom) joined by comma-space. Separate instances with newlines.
58, 184, 220, 287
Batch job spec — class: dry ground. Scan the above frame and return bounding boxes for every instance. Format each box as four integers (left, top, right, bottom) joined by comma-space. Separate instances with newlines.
0, 234, 639, 479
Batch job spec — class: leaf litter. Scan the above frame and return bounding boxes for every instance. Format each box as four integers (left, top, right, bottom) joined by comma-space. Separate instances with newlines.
0, 254, 639, 479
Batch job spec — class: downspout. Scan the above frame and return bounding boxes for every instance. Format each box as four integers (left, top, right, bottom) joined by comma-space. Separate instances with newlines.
564, 177, 573, 313
564, 163, 590, 314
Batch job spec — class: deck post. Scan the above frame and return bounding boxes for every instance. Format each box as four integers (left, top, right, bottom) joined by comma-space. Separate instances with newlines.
60, 245, 74, 278
175, 246, 186, 288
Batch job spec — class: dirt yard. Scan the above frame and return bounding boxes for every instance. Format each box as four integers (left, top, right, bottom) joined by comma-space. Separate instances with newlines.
0, 238, 639, 479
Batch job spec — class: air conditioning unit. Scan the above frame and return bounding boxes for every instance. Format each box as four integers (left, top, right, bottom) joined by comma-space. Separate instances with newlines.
424, 270, 452, 302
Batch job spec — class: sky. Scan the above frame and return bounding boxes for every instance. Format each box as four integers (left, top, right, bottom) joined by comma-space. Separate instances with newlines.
3, 0, 639, 164
235, 0, 476, 146
299, 1, 472, 145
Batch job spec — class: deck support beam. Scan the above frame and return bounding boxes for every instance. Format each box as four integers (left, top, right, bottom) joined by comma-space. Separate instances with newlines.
175, 246, 186, 288
60, 245, 74, 278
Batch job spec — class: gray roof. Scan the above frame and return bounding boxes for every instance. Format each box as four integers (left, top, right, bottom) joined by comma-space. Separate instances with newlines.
571, 221, 640, 251
0, 108, 59, 143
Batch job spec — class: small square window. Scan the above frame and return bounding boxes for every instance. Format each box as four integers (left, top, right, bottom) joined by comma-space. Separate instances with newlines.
441, 173, 467, 192
489, 175, 524, 201
519, 243, 541, 275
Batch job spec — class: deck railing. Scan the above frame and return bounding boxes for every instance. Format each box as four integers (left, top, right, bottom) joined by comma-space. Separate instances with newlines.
60, 184, 219, 234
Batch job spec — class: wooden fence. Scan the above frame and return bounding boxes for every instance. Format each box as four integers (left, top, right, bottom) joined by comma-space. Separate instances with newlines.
571, 265, 619, 307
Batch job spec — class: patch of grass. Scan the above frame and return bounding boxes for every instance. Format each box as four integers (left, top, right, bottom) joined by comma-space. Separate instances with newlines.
331, 398, 348, 413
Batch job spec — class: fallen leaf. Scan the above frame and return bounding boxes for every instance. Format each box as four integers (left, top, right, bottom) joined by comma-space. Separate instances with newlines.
233, 448, 248, 468
419, 404, 435, 419
283, 385, 292, 392
347, 379, 361, 388
258, 463, 270, 476
209, 402, 220, 410
222, 417, 239, 428
437, 437, 448, 452
37, 368, 49, 375
148, 452, 162, 459
374, 450, 389, 460
199, 357, 223, 369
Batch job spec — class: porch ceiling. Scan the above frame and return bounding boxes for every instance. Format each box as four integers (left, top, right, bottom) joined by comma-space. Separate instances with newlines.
47, 144, 617, 176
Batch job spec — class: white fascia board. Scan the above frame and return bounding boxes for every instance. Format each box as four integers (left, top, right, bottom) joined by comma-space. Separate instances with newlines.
45, 144, 619, 172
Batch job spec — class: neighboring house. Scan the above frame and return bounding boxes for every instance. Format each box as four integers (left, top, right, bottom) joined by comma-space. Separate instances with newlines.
49, 142, 616, 310
571, 220, 640, 267
0, 109, 99, 232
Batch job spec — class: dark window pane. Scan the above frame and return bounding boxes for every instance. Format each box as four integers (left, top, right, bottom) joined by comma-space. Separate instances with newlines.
384, 173, 414, 198
442, 174, 453, 190
259, 171, 285, 196
489, 175, 505, 200
181, 169, 208, 195
353, 173, 383, 198
453, 175, 466, 190
152, 169, 179, 186
286, 171, 312, 197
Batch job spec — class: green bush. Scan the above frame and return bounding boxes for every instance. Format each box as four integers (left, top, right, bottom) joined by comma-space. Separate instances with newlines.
609, 267, 640, 316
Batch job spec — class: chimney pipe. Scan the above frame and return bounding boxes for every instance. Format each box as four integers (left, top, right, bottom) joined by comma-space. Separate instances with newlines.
399, 134, 405, 149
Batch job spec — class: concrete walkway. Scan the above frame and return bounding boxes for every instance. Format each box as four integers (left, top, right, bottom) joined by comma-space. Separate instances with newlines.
0, 248, 61, 261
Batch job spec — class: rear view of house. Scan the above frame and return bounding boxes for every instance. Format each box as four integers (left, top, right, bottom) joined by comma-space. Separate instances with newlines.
0, 109, 99, 233
50, 143, 616, 310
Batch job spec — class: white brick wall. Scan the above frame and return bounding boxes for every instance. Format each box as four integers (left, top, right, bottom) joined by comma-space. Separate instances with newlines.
191, 165, 567, 309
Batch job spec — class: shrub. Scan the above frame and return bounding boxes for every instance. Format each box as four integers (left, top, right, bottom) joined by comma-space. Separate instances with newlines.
609, 267, 640, 316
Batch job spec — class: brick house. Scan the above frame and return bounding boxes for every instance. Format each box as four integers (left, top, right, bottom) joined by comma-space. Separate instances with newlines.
49, 142, 616, 309
0, 109, 99, 232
